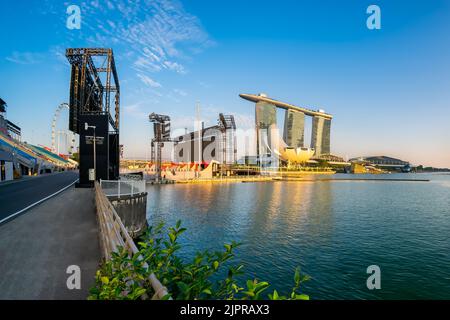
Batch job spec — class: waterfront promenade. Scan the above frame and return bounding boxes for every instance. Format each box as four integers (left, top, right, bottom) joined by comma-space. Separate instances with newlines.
0, 172, 100, 299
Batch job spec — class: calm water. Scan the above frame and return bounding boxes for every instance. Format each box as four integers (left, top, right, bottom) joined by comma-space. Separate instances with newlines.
146, 173, 450, 299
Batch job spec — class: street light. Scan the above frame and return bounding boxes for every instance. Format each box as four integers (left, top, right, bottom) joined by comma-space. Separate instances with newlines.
85, 122, 97, 181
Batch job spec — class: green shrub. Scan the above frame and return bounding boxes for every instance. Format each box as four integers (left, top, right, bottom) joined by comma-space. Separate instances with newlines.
88, 220, 310, 300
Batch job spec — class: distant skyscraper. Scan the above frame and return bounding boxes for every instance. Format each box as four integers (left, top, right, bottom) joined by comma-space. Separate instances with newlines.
311, 116, 331, 155
283, 110, 305, 148
255, 101, 277, 158
240, 93, 333, 162
322, 118, 331, 155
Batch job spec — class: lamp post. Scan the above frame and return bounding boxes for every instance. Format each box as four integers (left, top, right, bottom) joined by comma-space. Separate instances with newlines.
85, 122, 97, 181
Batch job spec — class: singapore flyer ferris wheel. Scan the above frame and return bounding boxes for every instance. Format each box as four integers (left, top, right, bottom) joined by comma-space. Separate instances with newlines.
51, 103, 76, 156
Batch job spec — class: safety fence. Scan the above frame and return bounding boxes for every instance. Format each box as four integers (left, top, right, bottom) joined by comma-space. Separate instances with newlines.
99, 179, 146, 198
94, 181, 169, 299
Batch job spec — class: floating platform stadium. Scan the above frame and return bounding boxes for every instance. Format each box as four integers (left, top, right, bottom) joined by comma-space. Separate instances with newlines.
0, 98, 76, 182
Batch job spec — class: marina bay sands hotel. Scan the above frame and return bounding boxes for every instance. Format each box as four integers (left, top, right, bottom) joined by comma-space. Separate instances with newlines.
239, 93, 333, 162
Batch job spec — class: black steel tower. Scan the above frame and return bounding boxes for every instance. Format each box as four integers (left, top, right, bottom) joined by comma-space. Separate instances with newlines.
66, 48, 120, 186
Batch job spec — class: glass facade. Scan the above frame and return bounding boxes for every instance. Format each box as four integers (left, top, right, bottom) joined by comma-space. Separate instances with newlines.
321, 118, 331, 155
255, 102, 277, 161
255, 102, 277, 129
311, 116, 323, 155
254, 100, 332, 161
283, 110, 305, 148
311, 116, 331, 156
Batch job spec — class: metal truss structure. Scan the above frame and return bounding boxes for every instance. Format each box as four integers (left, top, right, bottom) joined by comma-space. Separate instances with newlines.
66, 48, 120, 134
218, 113, 237, 164
66, 48, 121, 185
149, 113, 172, 181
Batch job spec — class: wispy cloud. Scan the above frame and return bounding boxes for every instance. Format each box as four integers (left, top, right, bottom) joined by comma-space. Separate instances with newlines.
124, 101, 158, 118
162, 61, 186, 74
166, 94, 181, 103
124, 103, 144, 117
173, 88, 187, 96
6, 51, 44, 65
137, 74, 162, 88
53, 0, 213, 88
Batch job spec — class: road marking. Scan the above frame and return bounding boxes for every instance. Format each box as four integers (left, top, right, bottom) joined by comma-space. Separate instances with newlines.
0, 179, 79, 225
0, 171, 69, 188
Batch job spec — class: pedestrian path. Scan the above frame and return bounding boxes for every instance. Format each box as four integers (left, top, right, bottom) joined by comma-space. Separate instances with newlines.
0, 186, 100, 299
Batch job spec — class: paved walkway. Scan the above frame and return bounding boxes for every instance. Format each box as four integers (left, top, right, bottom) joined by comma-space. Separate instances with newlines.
0, 186, 100, 299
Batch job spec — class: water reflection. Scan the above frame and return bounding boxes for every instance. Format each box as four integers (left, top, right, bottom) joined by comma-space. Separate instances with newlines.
146, 175, 450, 299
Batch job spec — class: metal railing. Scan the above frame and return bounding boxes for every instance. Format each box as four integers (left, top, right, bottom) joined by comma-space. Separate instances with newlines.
100, 179, 146, 198
94, 182, 169, 300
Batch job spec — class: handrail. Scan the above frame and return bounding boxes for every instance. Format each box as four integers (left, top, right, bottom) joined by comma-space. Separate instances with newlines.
94, 181, 170, 300
99, 179, 146, 198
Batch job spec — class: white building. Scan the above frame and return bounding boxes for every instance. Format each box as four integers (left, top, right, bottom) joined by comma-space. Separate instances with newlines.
0, 150, 14, 182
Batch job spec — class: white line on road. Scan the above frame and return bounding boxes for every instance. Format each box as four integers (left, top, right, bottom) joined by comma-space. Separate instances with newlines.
0, 179, 79, 225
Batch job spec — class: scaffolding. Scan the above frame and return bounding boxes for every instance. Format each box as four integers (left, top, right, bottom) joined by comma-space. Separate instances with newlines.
218, 113, 237, 164
149, 113, 172, 181
66, 48, 121, 184
66, 48, 120, 134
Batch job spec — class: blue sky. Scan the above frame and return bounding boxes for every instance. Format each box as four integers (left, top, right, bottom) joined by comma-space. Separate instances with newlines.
0, 0, 449, 166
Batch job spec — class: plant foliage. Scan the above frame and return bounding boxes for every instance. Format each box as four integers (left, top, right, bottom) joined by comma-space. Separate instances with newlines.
89, 221, 310, 300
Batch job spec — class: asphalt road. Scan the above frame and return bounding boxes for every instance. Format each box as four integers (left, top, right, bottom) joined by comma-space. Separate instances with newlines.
0, 171, 79, 223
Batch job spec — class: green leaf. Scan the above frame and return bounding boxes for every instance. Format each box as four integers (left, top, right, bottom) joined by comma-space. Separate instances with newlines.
161, 294, 172, 300
254, 281, 269, 290
101, 277, 109, 285
242, 291, 255, 297
194, 256, 203, 265
302, 275, 312, 282
294, 267, 300, 284
177, 281, 189, 293
134, 288, 147, 298
89, 220, 312, 301
272, 290, 279, 300
202, 288, 212, 295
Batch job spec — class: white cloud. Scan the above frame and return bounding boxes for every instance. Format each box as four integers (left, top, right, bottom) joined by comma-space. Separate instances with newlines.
137, 74, 162, 88
83, 0, 211, 75
171, 116, 197, 132
123, 103, 145, 117
173, 89, 187, 96
163, 61, 186, 74
166, 94, 181, 103
41, 0, 213, 97
143, 47, 162, 63
49, 46, 70, 67
6, 51, 44, 65
134, 56, 163, 73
